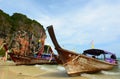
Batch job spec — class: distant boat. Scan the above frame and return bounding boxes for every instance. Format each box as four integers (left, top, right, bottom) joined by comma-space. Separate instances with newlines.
1, 30, 59, 65
8, 52, 57, 65
8, 44, 59, 65
47, 25, 118, 76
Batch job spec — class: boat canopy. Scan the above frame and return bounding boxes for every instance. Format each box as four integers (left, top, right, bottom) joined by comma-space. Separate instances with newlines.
83, 49, 116, 57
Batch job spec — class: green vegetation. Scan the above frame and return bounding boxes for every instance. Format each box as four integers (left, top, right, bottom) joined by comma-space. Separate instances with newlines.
0, 9, 46, 37
44, 45, 51, 53
0, 9, 46, 56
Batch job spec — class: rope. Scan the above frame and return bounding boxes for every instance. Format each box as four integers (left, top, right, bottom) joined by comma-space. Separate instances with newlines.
72, 55, 81, 62
63, 55, 81, 66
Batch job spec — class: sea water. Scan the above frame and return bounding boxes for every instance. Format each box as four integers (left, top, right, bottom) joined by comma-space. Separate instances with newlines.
1, 59, 119, 79
35, 60, 120, 79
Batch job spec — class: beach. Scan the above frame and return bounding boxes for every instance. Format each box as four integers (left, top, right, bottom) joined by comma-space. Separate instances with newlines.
0, 59, 120, 79
0, 60, 87, 79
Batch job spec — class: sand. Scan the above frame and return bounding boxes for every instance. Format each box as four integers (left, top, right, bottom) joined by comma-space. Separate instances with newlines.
0, 60, 88, 79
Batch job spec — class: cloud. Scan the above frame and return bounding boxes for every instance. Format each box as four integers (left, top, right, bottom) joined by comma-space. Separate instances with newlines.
1, 0, 120, 55
36, 0, 120, 55
44, 3, 120, 45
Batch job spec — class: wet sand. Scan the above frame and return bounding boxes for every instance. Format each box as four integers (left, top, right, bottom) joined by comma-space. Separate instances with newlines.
0, 60, 88, 79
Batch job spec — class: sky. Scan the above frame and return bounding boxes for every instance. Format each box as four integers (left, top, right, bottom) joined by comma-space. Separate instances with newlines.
0, 0, 120, 57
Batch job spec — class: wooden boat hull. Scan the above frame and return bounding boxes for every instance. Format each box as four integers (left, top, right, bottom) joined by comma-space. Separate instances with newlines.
64, 54, 115, 76
57, 48, 117, 76
47, 25, 117, 76
8, 53, 57, 65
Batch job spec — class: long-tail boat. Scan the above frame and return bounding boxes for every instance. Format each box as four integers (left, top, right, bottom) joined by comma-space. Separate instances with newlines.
6, 31, 59, 65
47, 25, 118, 76
8, 45, 58, 65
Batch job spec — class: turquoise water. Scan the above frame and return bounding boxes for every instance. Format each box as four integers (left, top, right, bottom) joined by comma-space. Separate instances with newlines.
35, 60, 120, 79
